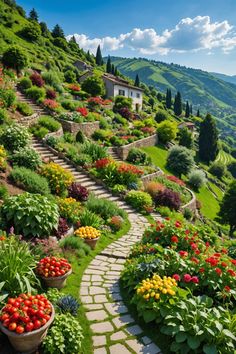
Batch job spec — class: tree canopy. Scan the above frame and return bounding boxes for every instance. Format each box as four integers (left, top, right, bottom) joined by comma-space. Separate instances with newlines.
199, 113, 219, 164
219, 180, 236, 237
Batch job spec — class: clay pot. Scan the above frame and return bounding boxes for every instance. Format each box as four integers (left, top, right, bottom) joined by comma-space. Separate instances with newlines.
40, 268, 72, 289
84, 237, 99, 250
0, 304, 55, 354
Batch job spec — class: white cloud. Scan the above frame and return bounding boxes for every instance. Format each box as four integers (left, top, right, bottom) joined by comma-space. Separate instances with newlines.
67, 16, 236, 55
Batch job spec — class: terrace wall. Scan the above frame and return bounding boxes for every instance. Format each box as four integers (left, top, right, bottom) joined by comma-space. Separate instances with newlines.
58, 119, 100, 137
116, 134, 158, 160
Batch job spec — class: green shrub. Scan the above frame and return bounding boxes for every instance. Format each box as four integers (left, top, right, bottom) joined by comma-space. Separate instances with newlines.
64, 70, 76, 83
209, 161, 226, 179
126, 148, 151, 165
25, 86, 46, 102
0, 89, 16, 108
78, 209, 103, 228
11, 147, 42, 169
1, 193, 59, 238
18, 77, 32, 91
81, 75, 105, 96
42, 313, 83, 354
0, 235, 39, 296
183, 207, 193, 220
9, 167, 50, 195
75, 131, 85, 144
42, 71, 61, 88
2, 45, 28, 72
86, 194, 125, 220
92, 129, 111, 141
30, 125, 49, 139
59, 236, 90, 258
157, 120, 177, 144
16, 101, 33, 116
125, 190, 152, 211
0, 109, 9, 124
21, 22, 41, 41
188, 169, 206, 190
61, 100, 76, 111
0, 124, 30, 152
81, 141, 107, 162
38, 116, 61, 132
0, 183, 8, 200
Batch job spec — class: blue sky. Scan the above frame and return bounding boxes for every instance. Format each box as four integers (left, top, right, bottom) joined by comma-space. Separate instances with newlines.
17, 0, 236, 75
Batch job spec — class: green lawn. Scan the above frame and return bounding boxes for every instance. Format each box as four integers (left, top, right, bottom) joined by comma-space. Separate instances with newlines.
142, 145, 170, 174
62, 219, 131, 354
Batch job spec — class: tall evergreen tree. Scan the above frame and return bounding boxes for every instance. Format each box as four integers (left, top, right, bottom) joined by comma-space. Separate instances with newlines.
52, 24, 65, 38
199, 113, 219, 164
111, 64, 115, 75
106, 56, 112, 73
166, 88, 172, 109
70, 35, 77, 44
114, 66, 119, 76
174, 91, 182, 116
40, 22, 50, 38
95, 45, 103, 66
197, 109, 200, 117
189, 104, 193, 115
29, 8, 38, 22
185, 101, 190, 118
134, 74, 140, 87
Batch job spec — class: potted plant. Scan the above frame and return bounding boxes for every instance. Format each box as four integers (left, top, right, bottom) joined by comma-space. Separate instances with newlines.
36, 256, 72, 289
74, 226, 101, 249
0, 293, 55, 353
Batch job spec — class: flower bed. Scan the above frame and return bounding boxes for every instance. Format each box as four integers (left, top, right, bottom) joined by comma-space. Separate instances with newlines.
121, 218, 236, 353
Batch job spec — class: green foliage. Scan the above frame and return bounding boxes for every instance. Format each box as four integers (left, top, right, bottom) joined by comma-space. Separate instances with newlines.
30, 125, 49, 139
227, 161, 236, 178
53, 37, 68, 51
42, 71, 61, 88
126, 148, 151, 165
75, 130, 85, 144
43, 314, 83, 354
81, 75, 105, 96
209, 161, 226, 179
78, 209, 103, 228
26, 86, 46, 102
81, 141, 107, 162
18, 77, 32, 91
9, 167, 50, 195
167, 146, 194, 177
0, 183, 8, 200
16, 101, 33, 116
2, 45, 28, 72
95, 44, 103, 66
199, 113, 219, 164
1, 193, 59, 238
11, 146, 42, 169
178, 127, 193, 148
0, 109, 9, 124
0, 124, 30, 152
0, 88, 16, 108
174, 91, 182, 116
0, 235, 38, 295
64, 70, 76, 83
188, 169, 206, 190
155, 109, 169, 123
38, 115, 61, 132
157, 120, 177, 144
52, 24, 65, 38
125, 190, 152, 211
56, 295, 80, 316
21, 22, 41, 41
114, 95, 132, 110
219, 180, 236, 237
59, 236, 90, 258
85, 194, 125, 220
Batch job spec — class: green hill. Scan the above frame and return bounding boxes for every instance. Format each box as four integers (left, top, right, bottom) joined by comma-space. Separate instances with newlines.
211, 72, 236, 86
110, 56, 236, 146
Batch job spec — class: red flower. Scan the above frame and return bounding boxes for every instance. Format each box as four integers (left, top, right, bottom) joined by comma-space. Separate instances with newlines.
221, 262, 228, 267
190, 242, 198, 250
95, 158, 112, 169
195, 249, 201, 255
183, 274, 192, 283
231, 259, 236, 265
199, 267, 205, 273
205, 242, 210, 247
179, 250, 188, 257
76, 107, 88, 117
171, 236, 179, 243
213, 253, 221, 258
172, 274, 180, 281
191, 257, 199, 264
166, 175, 185, 186
215, 268, 222, 275
175, 221, 182, 228
224, 286, 231, 292
227, 269, 236, 277
191, 276, 199, 284
185, 229, 190, 235
68, 84, 81, 92
221, 248, 228, 254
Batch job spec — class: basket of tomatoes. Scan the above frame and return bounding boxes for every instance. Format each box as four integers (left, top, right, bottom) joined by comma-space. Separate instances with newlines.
74, 226, 101, 249
36, 256, 72, 289
0, 293, 54, 353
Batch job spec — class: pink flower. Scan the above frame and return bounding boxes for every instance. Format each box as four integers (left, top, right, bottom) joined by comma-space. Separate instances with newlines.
191, 276, 199, 284
172, 274, 180, 281
183, 274, 192, 283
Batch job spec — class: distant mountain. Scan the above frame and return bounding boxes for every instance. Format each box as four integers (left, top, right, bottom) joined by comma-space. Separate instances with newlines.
210, 72, 236, 86
110, 56, 236, 146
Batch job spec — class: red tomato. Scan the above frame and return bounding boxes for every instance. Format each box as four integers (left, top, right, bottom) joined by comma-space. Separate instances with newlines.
33, 320, 41, 330
7, 298, 15, 305
37, 310, 45, 319
41, 318, 47, 326
1, 313, 9, 321
44, 314, 51, 321
16, 325, 25, 334
3, 319, 10, 327
8, 322, 17, 331
24, 300, 31, 307
25, 322, 34, 332
11, 312, 20, 321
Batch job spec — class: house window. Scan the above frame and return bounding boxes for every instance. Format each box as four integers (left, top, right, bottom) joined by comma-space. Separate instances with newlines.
130, 91, 133, 97
136, 92, 140, 98
119, 89, 125, 96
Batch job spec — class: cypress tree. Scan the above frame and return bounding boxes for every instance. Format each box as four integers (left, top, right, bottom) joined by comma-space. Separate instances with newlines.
166, 89, 172, 109
70, 35, 77, 44
197, 109, 200, 117
111, 64, 115, 75
174, 91, 182, 116
95, 45, 103, 66
190, 104, 193, 115
185, 101, 190, 118
52, 24, 65, 38
29, 8, 38, 22
114, 66, 118, 76
199, 113, 219, 164
134, 74, 140, 87
106, 56, 112, 73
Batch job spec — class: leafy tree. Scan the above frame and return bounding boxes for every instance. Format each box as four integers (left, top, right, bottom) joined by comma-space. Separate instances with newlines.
134, 74, 140, 87
157, 121, 178, 144
219, 180, 236, 237
149, 97, 155, 109
81, 75, 105, 96
21, 22, 41, 41
185, 101, 190, 118
2, 45, 28, 73
199, 113, 219, 164
231, 148, 236, 159
166, 88, 172, 109
114, 96, 132, 111
52, 24, 65, 38
114, 67, 119, 76
167, 146, 194, 178
106, 56, 112, 73
188, 169, 206, 190
155, 109, 169, 123
40, 22, 51, 38
64, 70, 76, 83
53, 37, 68, 51
227, 161, 236, 178
95, 45, 103, 66
157, 92, 163, 101
174, 91, 182, 116
178, 127, 193, 148
29, 8, 38, 22
209, 162, 225, 179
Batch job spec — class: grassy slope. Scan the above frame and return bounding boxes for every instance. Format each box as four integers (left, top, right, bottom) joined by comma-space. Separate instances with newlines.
142, 146, 222, 220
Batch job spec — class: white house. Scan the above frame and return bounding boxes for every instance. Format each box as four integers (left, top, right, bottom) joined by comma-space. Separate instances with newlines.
102, 73, 143, 111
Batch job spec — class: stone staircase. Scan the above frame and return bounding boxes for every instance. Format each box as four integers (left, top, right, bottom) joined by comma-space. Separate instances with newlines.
107, 147, 121, 162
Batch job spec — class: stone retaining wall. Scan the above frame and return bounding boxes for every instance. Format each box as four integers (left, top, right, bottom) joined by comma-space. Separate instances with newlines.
141, 169, 164, 185
180, 188, 197, 212
116, 134, 158, 160
58, 119, 100, 137
19, 113, 39, 127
